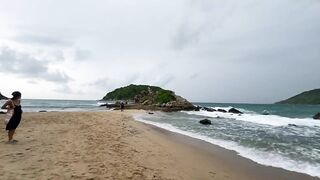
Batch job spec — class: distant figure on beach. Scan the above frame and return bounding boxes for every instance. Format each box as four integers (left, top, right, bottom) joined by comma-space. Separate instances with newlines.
120, 102, 125, 112
1, 91, 23, 143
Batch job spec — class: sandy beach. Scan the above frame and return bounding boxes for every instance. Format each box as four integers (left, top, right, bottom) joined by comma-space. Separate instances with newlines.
0, 110, 318, 180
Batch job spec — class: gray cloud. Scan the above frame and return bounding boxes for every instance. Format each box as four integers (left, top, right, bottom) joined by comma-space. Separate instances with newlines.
14, 34, 73, 46
89, 77, 113, 90
171, 23, 201, 50
0, 0, 320, 102
0, 47, 71, 83
74, 49, 91, 61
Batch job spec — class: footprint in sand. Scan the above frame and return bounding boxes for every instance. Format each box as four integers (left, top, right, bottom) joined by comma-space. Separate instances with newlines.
209, 171, 217, 177
16, 152, 24, 157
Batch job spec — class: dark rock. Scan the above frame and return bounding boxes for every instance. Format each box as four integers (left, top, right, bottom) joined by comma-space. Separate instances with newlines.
217, 109, 227, 113
228, 108, 243, 114
39, 110, 47, 113
148, 112, 154, 115
262, 110, 270, 115
203, 107, 215, 112
142, 100, 152, 105
313, 112, 320, 120
194, 106, 201, 111
0, 111, 6, 114
102, 103, 120, 108
199, 119, 212, 125
288, 124, 297, 127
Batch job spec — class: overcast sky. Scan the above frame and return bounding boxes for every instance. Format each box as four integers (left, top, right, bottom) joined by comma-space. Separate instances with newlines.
0, 0, 319, 103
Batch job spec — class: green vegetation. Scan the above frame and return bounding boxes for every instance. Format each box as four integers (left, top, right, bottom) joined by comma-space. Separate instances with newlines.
155, 90, 175, 104
276, 89, 320, 104
103, 84, 175, 104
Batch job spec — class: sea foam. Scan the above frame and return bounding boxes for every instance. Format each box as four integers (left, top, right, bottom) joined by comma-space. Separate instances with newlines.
184, 109, 320, 127
133, 113, 320, 178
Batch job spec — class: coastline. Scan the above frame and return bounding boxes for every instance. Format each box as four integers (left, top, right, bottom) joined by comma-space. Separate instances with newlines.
0, 110, 318, 180
142, 122, 319, 180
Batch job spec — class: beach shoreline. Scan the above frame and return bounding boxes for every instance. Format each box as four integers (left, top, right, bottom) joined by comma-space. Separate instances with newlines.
0, 111, 318, 180
142, 121, 319, 180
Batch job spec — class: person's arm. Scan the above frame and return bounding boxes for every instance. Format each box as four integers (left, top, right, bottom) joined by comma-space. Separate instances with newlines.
1, 100, 14, 110
1, 101, 9, 109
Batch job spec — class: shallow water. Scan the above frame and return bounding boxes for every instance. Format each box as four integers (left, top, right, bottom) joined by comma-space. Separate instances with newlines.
134, 103, 320, 177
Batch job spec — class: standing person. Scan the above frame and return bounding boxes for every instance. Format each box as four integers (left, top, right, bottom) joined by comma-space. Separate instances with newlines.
1, 91, 23, 143
120, 102, 125, 112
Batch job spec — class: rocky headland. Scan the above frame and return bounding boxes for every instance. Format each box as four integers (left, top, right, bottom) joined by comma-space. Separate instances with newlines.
101, 84, 196, 112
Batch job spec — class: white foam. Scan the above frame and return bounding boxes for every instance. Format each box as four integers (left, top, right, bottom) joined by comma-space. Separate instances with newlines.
133, 114, 320, 178
185, 110, 320, 127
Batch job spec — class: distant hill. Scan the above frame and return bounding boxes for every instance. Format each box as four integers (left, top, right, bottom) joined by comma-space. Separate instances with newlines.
0, 92, 8, 100
276, 89, 320, 104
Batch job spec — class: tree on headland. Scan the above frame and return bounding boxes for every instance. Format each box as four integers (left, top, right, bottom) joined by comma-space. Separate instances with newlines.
103, 84, 175, 104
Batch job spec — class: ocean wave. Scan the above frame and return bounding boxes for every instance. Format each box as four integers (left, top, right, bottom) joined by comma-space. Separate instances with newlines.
184, 110, 320, 127
133, 114, 320, 178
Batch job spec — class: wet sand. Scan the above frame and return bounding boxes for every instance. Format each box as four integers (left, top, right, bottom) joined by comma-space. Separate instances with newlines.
0, 111, 318, 180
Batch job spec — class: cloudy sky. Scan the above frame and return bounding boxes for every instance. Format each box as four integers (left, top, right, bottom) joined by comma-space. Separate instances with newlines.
0, 0, 319, 103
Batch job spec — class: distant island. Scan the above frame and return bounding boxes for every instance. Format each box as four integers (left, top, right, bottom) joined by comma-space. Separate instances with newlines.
0, 92, 8, 100
102, 84, 196, 111
276, 89, 320, 104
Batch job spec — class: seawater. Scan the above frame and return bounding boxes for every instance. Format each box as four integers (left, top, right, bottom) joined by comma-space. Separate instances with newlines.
0, 99, 106, 112
134, 103, 320, 178
1, 99, 320, 177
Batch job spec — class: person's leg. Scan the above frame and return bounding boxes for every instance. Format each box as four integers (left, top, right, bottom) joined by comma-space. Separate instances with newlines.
8, 130, 15, 141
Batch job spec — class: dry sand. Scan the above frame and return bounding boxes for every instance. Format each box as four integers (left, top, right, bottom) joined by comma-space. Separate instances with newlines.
0, 111, 318, 180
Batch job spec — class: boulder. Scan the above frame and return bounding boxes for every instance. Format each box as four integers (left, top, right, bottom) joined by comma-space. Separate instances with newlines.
217, 109, 227, 113
228, 108, 243, 114
102, 103, 119, 108
262, 110, 270, 115
199, 119, 212, 125
203, 107, 215, 112
166, 102, 173, 108
313, 112, 320, 120
142, 100, 151, 105
0, 111, 5, 114
194, 106, 201, 111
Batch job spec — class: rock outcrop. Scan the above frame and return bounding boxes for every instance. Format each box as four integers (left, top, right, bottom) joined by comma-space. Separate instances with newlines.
313, 113, 320, 120
203, 107, 215, 112
228, 108, 243, 114
199, 119, 212, 125
217, 109, 227, 113
102, 84, 196, 112
262, 110, 270, 115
